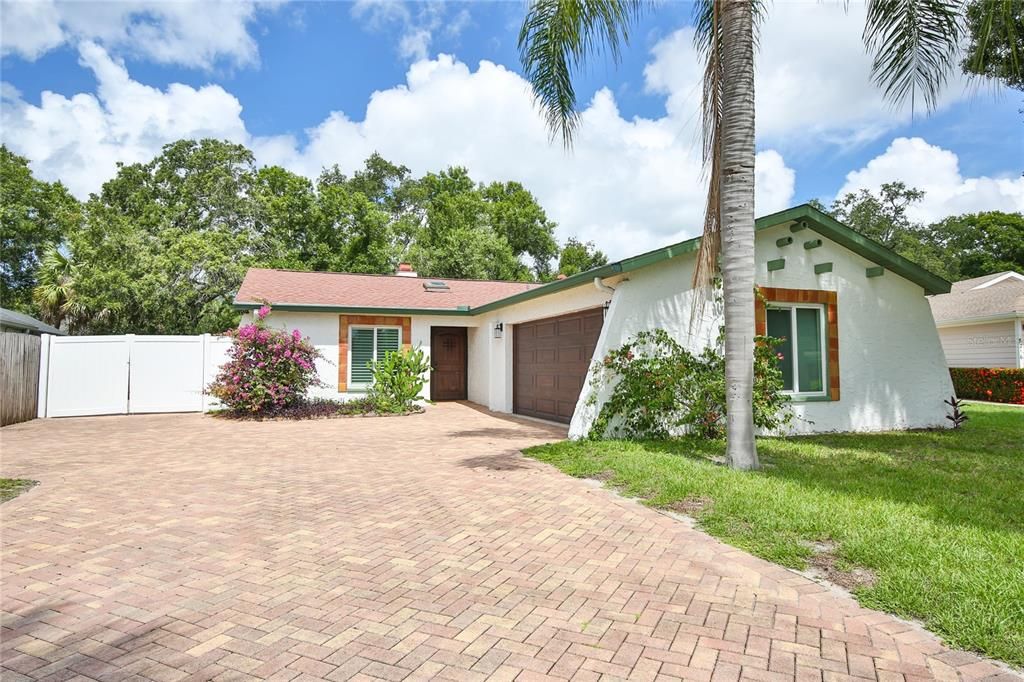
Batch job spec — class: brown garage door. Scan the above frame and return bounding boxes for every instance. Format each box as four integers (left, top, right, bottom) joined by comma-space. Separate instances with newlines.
513, 308, 604, 423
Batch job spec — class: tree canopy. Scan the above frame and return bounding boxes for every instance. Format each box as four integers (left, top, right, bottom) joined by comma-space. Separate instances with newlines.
1, 146, 81, 313
824, 182, 1023, 282
961, 0, 1023, 90
557, 237, 608, 278
2, 139, 592, 334
9, 138, 1020, 336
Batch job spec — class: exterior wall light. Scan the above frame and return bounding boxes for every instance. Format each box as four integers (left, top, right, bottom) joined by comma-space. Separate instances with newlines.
493, 322, 504, 339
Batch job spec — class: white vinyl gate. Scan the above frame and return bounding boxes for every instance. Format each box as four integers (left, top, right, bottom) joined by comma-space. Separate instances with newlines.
37, 334, 232, 418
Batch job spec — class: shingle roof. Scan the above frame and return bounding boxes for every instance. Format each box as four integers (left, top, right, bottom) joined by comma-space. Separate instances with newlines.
0, 307, 65, 335
928, 271, 1024, 323
235, 268, 541, 311
949, 272, 1015, 293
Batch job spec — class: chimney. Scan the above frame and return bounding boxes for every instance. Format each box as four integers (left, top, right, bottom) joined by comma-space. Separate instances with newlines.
556, 273, 568, 280
395, 262, 418, 278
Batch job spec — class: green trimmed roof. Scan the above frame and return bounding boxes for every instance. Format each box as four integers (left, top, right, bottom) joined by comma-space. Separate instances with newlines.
234, 204, 951, 315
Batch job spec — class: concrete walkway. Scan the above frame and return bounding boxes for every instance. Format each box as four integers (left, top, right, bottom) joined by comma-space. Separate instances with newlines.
0, 403, 1015, 681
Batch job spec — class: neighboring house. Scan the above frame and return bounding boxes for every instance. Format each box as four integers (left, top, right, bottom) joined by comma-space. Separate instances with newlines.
0, 307, 65, 336
927, 271, 1024, 369
234, 204, 954, 436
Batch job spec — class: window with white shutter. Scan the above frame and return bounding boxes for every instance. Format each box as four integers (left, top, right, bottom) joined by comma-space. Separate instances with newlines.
348, 326, 402, 388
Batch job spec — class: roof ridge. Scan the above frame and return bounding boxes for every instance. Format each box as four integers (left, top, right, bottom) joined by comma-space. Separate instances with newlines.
245, 267, 541, 286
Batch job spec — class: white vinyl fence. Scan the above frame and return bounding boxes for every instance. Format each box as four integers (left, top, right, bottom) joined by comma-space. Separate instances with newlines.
37, 334, 232, 418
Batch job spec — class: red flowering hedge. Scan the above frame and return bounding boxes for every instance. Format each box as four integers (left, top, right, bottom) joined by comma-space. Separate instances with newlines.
949, 367, 1024, 405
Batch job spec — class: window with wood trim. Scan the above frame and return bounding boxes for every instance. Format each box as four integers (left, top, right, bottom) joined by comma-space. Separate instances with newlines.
348, 326, 401, 388
766, 304, 826, 395
756, 288, 840, 401
338, 315, 412, 392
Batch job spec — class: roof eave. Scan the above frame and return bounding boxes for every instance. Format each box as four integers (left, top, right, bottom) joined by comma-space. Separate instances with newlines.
233, 301, 474, 316
934, 312, 1023, 327
781, 205, 952, 295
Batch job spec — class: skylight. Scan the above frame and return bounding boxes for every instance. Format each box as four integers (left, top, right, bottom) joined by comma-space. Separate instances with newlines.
423, 280, 450, 292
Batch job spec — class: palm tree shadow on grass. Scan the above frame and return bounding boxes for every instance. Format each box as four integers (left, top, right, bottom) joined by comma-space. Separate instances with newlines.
637, 421, 1023, 535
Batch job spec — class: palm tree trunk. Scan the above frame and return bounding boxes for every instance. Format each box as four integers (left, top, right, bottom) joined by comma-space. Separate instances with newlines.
719, 0, 759, 470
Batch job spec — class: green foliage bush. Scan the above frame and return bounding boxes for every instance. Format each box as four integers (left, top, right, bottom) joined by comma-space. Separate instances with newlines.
368, 346, 432, 413
587, 328, 791, 440
950, 367, 1024, 404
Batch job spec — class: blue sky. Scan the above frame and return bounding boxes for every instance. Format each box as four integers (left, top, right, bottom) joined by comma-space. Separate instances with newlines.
2, 0, 1021, 257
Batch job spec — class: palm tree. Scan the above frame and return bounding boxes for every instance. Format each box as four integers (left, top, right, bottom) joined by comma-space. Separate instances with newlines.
519, 0, 988, 470
33, 246, 88, 332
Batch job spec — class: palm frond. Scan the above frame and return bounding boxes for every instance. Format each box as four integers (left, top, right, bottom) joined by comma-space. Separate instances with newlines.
689, 0, 766, 324
33, 246, 80, 329
691, 0, 723, 319
863, 0, 963, 112
519, 0, 647, 148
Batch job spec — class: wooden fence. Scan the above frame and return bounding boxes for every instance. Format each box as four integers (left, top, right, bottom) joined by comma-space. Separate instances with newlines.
1, 333, 41, 426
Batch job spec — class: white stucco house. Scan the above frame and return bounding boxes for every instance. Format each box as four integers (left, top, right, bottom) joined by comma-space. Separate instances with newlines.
927, 271, 1024, 369
234, 204, 954, 436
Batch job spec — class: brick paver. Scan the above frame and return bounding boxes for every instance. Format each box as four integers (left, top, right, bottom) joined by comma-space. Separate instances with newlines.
0, 403, 1016, 681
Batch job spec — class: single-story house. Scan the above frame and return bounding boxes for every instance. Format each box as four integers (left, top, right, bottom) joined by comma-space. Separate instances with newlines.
927, 271, 1024, 369
234, 204, 954, 436
0, 307, 65, 336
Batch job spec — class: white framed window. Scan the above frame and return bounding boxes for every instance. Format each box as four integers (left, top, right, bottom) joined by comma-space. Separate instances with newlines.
765, 303, 828, 396
348, 326, 402, 388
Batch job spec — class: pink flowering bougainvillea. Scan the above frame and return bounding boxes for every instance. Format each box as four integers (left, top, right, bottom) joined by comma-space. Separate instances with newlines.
208, 306, 324, 412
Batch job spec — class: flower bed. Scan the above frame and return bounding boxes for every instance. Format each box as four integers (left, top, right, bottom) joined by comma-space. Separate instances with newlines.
209, 305, 431, 419
950, 367, 1024, 404
213, 398, 424, 421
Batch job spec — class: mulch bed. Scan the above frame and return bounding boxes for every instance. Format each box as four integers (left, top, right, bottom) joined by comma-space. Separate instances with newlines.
212, 399, 425, 422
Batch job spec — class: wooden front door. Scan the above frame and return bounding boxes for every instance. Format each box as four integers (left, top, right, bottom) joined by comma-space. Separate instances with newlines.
430, 327, 467, 401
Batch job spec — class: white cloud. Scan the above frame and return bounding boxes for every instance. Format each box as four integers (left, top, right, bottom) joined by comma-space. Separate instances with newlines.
644, 2, 972, 150
0, 0, 276, 69
1, 42, 249, 196
0, 44, 797, 259
255, 56, 798, 259
837, 137, 1024, 222
351, 0, 469, 62
0, 0, 65, 60
755, 150, 796, 216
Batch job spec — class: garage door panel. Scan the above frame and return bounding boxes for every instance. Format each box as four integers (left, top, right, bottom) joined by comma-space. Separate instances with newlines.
558, 374, 584, 392
557, 346, 586, 363
513, 308, 603, 424
537, 348, 557, 363
535, 322, 557, 337
557, 318, 583, 335
535, 398, 556, 414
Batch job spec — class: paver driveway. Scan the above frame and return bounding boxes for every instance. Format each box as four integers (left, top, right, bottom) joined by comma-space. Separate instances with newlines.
0, 403, 1015, 682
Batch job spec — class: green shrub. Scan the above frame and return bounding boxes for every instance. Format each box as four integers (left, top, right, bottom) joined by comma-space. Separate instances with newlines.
368, 346, 431, 413
950, 367, 1024, 404
587, 328, 791, 439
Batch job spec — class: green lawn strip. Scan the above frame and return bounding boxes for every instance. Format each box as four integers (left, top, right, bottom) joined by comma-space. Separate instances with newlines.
0, 478, 38, 503
524, 404, 1024, 667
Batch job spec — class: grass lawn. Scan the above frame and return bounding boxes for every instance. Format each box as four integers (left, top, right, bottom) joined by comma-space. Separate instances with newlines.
0, 478, 37, 503
524, 403, 1024, 667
